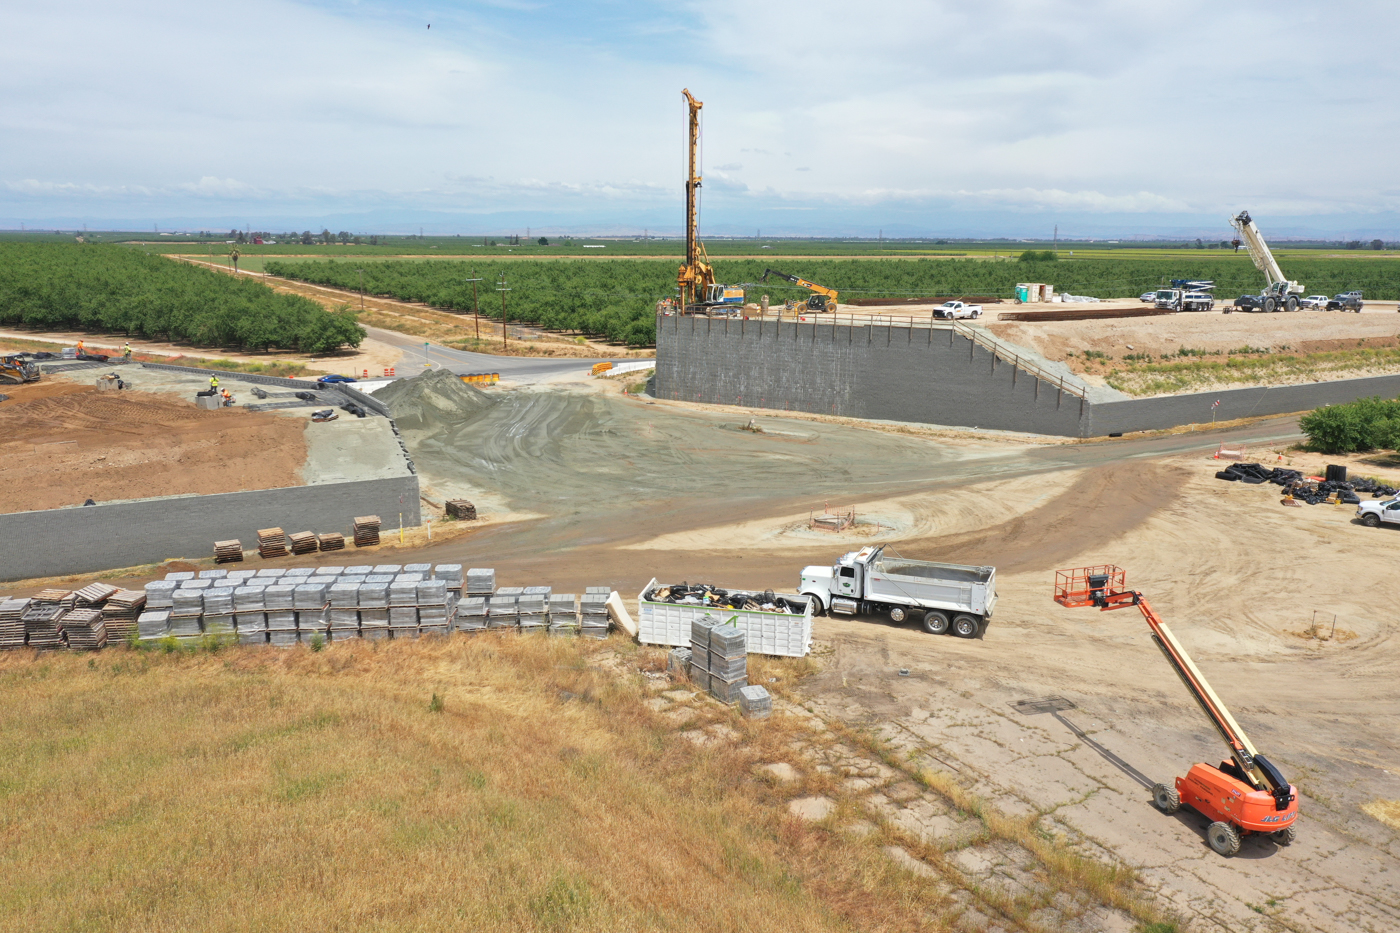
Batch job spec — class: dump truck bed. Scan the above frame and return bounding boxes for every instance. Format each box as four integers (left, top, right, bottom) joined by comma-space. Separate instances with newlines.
866, 553, 996, 616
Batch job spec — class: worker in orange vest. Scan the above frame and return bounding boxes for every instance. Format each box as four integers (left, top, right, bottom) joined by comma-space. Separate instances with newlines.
75, 339, 85, 355
221, 388, 233, 407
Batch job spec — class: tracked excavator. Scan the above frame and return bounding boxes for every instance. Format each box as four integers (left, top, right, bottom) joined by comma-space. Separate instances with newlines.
0, 354, 40, 386
675, 89, 744, 314
760, 269, 839, 313
1054, 566, 1298, 856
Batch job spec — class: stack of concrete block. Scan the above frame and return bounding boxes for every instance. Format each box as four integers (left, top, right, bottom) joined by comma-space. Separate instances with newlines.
417, 579, 450, 635
138, 609, 171, 641
327, 581, 360, 640
388, 578, 419, 634
548, 594, 578, 637
264, 583, 297, 641
313, 565, 345, 580
226, 569, 257, 585
23, 604, 65, 649
738, 685, 772, 719
457, 597, 488, 633
667, 646, 691, 675
143, 580, 177, 610
707, 625, 748, 703
373, 564, 402, 576
491, 587, 522, 629
170, 587, 204, 637
283, 567, 314, 583
360, 582, 391, 638
198, 568, 229, 582
464, 568, 493, 597
62, 609, 107, 650
518, 592, 547, 633
102, 589, 147, 641
404, 562, 432, 578
203, 586, 236, 636
345, 564, 373, 577
233, 586, 268, 643
164, 572, 195, 585
294, 582, 328, 635
688, 616, 715, 691
0, 597, 30, 647
255, 568, 286, 582
580, 591, 609, 640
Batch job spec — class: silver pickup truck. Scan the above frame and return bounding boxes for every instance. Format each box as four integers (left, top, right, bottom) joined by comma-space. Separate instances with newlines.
799, 545, 996, 637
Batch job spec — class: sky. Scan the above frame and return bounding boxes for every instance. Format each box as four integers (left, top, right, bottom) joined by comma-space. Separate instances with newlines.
2, 0, 1398, 239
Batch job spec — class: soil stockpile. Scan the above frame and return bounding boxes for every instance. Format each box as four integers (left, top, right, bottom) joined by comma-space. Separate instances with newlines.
371, 369, 498, 433
0, 382, 307, 513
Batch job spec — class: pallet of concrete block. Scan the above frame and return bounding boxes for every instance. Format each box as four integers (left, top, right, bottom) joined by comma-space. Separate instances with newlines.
548, 594, 578, 637
101, 589, 147, 641
417, 579, 450, 636
738, 685, 772, 719
257, 527, 288, 559
214, 539, 244, 563
491, 587, 522, 629
353, 515, 380, 547
138, 609, 171, 642
637, 578, 813, 656
144, 579, 177, 610
0, 597, 30, 648
318, 531, 345, 552
464, 567, 493, 596
288, 531, 318, 555
62, 608, 108, 650
433, 564, 464, 595
202, 586, 236, 638
580, 589, 609, 640
707, 624, 748, 703
519, 587, 549, 633
446, 499, 477, 521
360, 581, 390, 639
456, 596, 488, 633
326, 580, 360, 641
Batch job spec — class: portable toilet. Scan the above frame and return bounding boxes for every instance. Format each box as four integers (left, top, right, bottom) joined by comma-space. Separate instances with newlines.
1015, 284, 1031, 302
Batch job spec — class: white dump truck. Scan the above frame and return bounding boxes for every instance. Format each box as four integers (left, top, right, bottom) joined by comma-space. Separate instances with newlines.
799, 545, 996, 637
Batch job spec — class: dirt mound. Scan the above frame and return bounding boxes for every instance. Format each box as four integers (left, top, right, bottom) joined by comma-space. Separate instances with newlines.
371, 369, 498, 433
0, 383, 307, 513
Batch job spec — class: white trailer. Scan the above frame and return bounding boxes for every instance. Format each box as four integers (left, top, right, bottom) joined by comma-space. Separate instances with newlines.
636, 579, 814, 656
799, 545, 996, 637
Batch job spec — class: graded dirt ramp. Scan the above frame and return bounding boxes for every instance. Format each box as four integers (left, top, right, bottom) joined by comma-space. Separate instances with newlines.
0, 384, 307, 512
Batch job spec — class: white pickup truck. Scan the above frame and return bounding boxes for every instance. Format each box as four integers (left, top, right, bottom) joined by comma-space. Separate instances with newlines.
1357, 498, 1400, 528
932, 300, 982, 320
799, 545, 996, 637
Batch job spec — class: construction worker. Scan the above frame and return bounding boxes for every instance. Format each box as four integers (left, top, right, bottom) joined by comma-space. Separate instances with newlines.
75, 339, 85, 356
209, 374, 220, 393
221, 388, 233, 407
122, 342, 131, 360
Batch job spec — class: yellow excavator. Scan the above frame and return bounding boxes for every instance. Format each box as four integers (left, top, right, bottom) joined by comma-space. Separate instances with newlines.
0, 354, 40, 386
675, 89, 744, 314
760, 269, 839, 313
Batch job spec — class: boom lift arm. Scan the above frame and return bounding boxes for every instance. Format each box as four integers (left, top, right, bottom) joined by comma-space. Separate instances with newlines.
1229, 210, 1302, 301
760, 269, 839, 312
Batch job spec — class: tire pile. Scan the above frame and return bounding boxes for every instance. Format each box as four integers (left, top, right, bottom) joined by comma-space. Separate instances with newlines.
1215, 462, 1396, 505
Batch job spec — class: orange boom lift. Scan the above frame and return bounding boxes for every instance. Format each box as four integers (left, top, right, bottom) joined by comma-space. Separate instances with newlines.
1053, 566, 1299, 856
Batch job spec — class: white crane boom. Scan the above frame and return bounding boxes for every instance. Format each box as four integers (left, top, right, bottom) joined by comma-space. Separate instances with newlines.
1230, 211, 1301, 298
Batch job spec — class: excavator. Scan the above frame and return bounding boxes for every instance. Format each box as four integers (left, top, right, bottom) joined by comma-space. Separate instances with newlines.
1228, 210, 1304, 313
760, 269, 839, 313
675, 89, 744, 314
0, 354, 40, 386
1054, 566, 1298, 856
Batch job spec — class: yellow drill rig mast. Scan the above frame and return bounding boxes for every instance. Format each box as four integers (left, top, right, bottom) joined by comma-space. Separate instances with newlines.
675, 89, 742, 314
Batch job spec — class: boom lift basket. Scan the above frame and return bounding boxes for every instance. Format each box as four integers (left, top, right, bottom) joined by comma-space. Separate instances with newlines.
1054, 565, 1127, 609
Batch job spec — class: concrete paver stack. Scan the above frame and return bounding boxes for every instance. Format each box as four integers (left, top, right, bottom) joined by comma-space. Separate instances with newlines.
581, 589, 609, 639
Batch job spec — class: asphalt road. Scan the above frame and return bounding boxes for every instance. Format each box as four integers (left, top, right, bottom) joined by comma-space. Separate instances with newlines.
367, 326, 611, 383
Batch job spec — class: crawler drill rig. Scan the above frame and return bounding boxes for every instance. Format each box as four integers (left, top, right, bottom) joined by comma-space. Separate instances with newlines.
1054, 566, 1298, 856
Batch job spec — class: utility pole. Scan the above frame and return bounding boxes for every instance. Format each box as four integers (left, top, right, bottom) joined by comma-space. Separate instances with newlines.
356, 268, 365, 311
1054, 224, 1058, 254
496, 273, 511, 351
465, 271, 483, 340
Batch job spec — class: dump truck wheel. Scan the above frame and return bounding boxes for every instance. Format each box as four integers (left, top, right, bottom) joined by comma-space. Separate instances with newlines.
1270, 826, 1296, 846
889, 606, 907, 623
952, 614, 980, 638
1207, 821, 1241, 856
1152, 783, 1181, 813
921, 610, 950, 635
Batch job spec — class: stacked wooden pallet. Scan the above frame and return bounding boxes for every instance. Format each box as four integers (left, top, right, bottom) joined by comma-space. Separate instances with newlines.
446, 499, 477, 521
257, 528, 288, 559
62, 609, 108, 650
0, 598, 29, 648
73, 582, 117, 608
102, 589, 147, 641
318, 532, 345, 551
353, 516, 381, 547
23, 604, 65, 649
214, 539, 244, 563
289, 531, 318, 555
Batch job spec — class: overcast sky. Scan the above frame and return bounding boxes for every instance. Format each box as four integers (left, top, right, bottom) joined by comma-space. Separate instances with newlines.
3, 0, 1397, 237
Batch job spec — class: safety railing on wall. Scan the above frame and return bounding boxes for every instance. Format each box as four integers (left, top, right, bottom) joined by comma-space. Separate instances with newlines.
949, 322, 1089, 401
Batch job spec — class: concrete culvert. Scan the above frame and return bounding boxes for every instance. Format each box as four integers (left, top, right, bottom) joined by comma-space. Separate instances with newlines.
370, 369, 499, 433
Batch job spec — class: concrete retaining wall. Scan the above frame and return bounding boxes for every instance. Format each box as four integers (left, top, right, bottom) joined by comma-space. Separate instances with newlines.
0, 476, 422, 583
655, 313, 1400, 437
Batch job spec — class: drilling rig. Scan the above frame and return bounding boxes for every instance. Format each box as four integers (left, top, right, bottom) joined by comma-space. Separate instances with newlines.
675, 89, 744, 314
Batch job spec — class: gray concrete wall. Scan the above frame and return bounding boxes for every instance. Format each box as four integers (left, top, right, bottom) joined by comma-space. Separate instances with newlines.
655, 313, 1400, 437
0, 476, 421, 582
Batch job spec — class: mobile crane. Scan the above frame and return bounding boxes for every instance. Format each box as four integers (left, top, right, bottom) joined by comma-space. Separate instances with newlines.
675, 89, 744, 314
1228, 210, 1304, 313
1054, 566, 1299, 856
760, 269, 839, 313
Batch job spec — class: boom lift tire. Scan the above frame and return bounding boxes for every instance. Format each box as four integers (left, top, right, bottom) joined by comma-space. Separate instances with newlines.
1207, 821, 1242, 857
889, 606, 907, 623
1271, 826, 1296, 846
952, 614, 980, 638
921, 610, 950, 635
1153, 783, 1181, 814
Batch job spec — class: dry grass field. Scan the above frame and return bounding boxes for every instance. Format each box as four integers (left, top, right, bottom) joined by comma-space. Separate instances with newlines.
0, 633, 1174, 933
